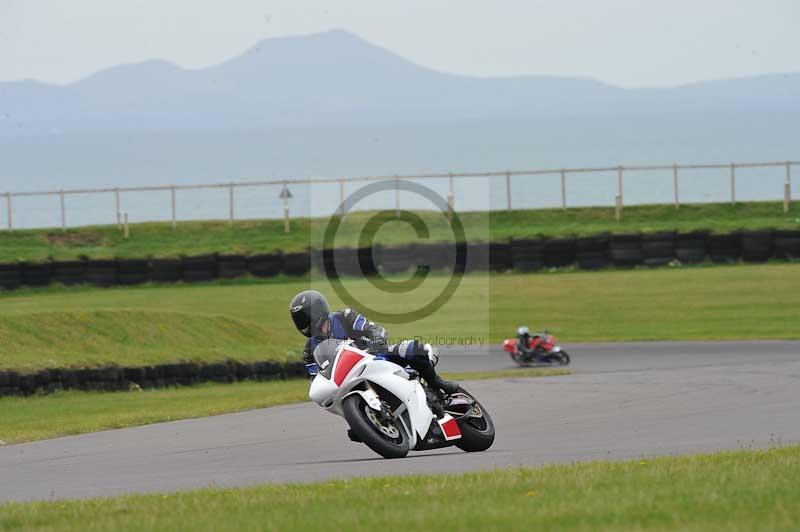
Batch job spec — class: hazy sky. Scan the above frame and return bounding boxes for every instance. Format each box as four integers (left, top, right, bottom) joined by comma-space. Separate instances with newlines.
2, 0, 798, 87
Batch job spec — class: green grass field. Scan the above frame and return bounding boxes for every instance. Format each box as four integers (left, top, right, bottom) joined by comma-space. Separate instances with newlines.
1, 264, 798, 372
0, 368, 565, 444
1, 201, 797, 261
1, 445, 797, 531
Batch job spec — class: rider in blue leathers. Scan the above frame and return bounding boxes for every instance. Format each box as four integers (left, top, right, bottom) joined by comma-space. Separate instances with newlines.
289, 290, 459, 396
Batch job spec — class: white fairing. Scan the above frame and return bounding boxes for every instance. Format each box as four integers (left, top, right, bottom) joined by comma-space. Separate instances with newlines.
308, 342, 435, 449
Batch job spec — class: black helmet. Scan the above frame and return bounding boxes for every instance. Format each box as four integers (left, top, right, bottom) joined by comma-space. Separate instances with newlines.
289, 290, 329, 338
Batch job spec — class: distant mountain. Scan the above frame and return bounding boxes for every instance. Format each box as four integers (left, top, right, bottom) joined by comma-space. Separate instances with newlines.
3, 29, 799, 137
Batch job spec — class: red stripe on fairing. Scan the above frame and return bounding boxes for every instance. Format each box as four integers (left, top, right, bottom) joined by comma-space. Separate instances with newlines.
333, 349, 364, 386
438, 415, 462, 440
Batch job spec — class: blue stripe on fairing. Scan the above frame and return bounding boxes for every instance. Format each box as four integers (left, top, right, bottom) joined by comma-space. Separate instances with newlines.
353, 314, 366, 331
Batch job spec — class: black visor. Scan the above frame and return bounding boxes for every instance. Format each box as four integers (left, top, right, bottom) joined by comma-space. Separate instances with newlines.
291, 309, 312, 335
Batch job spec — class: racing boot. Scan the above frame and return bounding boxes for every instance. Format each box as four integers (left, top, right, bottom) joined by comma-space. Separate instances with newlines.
417, 363, 460, 396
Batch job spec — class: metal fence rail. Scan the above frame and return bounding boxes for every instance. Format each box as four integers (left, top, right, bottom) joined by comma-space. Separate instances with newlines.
2, 159, 797, 232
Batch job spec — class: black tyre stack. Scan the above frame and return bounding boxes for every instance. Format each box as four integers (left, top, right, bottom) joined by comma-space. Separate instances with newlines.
282, 252, 310, 276
774, 230, 800, 260
709, 232, 741, 264
510, 238, 544, 272
182, 254, 218, 282
150, 258, 183, 282
52, 260, 86, 286
378, 246, 414, 275
0, 263, 21, 291
218, 254, 248, 279
576, 234, 610, 270
118, 259, 150, 286
21, 262, 53, 287
488, 242, 513, 272
641, 231, 675, 267
610, 233, 643, 268
740, 230, 774, 263
675, 231, 708, 264
543, 237, 576, 268
85, 259, 118, 286
248, 253, 284, 278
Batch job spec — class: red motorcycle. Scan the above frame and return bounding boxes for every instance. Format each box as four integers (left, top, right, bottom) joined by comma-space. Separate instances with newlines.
502, 326, 570, 367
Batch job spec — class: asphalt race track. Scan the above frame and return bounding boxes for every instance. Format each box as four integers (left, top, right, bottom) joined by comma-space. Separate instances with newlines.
1, 341, 798, 503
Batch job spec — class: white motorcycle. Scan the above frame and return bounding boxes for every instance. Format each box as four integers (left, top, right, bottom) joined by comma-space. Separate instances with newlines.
309, 339, 496, 459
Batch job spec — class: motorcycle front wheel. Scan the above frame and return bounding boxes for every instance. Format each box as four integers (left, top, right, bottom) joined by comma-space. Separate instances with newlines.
342, 395, 410, 459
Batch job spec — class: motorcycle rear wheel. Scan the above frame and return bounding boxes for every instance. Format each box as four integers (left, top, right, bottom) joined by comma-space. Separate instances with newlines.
451, 388, 496, 453
342, 395, 410, 459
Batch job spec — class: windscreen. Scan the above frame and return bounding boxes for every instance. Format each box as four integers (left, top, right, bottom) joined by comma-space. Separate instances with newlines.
313, 339, 342, 379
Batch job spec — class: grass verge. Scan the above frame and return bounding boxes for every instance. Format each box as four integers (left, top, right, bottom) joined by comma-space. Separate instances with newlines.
1, 201, 797, 261
0, 264, 798, 372
0, 368, 566, 444
1, 445, 798, 531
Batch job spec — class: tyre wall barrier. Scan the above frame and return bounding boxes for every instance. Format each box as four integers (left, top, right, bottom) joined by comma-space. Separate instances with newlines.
248, 252, 284, 277
675, 231, 709, 264
489, 242, 512, 271
641, 231, 675, 267
52, 260, 87, 286
610, 233, 644, 268
465, 242, 490, 272
85, 259, 118, 286
709, 232, 741, 264
182, 254, 218, 282
22, 262, 53, 287
378, 245, 415, 274
543, 237, 576, 268
0, 228, 797, 294
0, 359, 307, 397
510, 238, 545, 272
414, 243, 458, 272
282, 252, 311, 276
740, 230, 774, 263
576, 234, 610, 270
774, 230, 800, 260
118, 259, 150, 286
0, 263, 22, 290
218, 254, 248, 279
150, 258, 183, 282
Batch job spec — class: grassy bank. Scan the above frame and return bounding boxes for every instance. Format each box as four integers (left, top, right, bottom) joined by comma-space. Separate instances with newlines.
2, 445, 798, 531
0, 368, 565, 444
1, 201, 797, 262
1, 264, 798, 372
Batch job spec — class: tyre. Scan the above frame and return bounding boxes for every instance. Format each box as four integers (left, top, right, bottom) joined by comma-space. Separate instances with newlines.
342, 394, 410, 459
558, 351, 571, 365
452, 388, 495, 453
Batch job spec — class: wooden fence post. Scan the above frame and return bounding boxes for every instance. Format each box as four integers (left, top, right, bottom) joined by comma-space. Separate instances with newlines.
123, 212, 130, 239
5, 192, 12, 231
785, 161, 792, 213
171, 186, 177, 230
228, 182, 235, 225
115, 188, 121, 228
59, 190, 66, 230
673, 163, 680, 209
615, 166, 624, 221
338, 178, 344, 216
505, 171, 512, 211
447, 173, 454, 222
